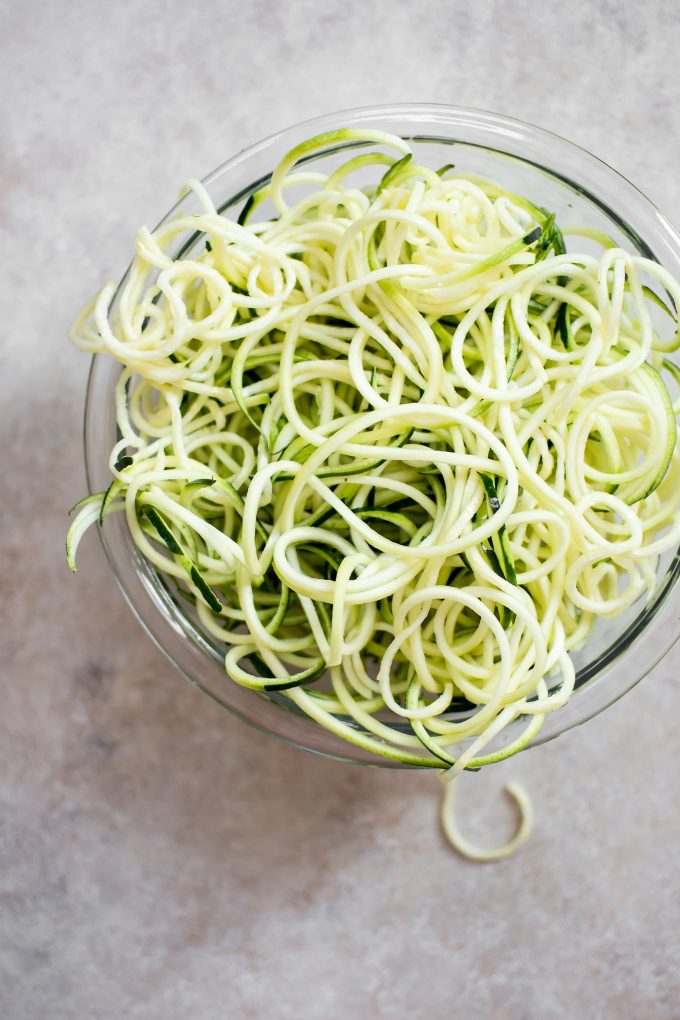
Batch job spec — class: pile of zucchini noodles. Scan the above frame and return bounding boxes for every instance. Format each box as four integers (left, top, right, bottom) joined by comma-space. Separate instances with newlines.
68, 128, 680, 795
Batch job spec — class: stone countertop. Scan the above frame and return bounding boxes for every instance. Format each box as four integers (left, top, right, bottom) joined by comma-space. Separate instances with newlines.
2, 2, 680, 1017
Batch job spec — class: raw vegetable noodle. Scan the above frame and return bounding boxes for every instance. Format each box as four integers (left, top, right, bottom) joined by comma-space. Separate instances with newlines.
67, 127, 680, 772
439, 774, 534, 862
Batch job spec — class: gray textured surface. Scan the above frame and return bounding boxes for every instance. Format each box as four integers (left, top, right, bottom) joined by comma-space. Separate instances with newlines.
2, 1, 680, 1017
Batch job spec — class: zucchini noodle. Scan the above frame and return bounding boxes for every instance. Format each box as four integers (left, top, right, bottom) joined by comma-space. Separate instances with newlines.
439, 775, 534, 862
67, 127, 680, 772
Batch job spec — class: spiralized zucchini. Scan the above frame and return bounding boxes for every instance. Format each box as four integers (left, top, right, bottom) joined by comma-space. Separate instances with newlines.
439, 775, 534, 862
68, 128, 680, 772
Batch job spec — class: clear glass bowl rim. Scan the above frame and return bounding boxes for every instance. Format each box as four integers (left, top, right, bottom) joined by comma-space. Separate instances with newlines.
83, 102, 680, 768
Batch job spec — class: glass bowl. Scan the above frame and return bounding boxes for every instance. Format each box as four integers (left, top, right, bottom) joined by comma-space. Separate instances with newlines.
83, 103, 680, 767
